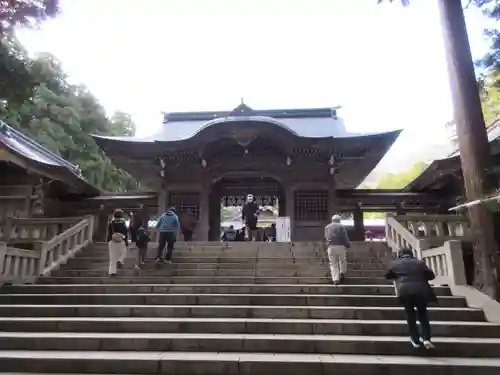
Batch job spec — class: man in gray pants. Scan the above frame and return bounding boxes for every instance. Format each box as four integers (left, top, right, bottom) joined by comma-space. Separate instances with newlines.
324, 215, 351, 285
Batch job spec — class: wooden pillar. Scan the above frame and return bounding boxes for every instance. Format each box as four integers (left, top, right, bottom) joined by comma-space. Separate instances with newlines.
198, 183, 210, 241
96, 205, 109, 242
327, 175, 338, 220
353, 209, 365, 241
284, 183, 294, 241
157, 189, 167, 216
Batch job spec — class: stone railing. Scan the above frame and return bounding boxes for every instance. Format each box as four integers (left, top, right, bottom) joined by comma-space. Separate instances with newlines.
0, 216, 94, 285
419, 240, 467, 286
385, 214, 468, 286
399, 214, 470, 241
0, 217, 81, 243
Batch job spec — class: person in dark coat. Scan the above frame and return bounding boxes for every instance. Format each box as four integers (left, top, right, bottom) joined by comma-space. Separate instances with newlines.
221, 225, 237, 242
134, 226, 150, 274
180, 210, 197, 241
130, 204, 150, 243
242, 194, 259, 241
385, 248, 436, 349
129, 212, 138, 243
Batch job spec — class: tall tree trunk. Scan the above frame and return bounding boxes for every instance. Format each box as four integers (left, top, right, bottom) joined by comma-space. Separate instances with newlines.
438, 0, 500, 299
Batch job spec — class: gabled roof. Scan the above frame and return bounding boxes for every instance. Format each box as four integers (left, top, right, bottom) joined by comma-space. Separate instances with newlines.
93, 104, 378, 144
0, 121, 100, 196
91, 104, 402, 189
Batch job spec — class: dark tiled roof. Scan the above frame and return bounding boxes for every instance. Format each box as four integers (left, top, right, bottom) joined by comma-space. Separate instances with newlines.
93, 105, 379, 143
0, 121, 99, 195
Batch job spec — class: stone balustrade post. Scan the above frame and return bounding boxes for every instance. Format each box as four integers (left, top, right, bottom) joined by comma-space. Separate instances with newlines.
34, 241, 48, 276
0, 242, 6, 282
2, 218, 12, 242
86, 216, 95, 244
446, 240, 467, 285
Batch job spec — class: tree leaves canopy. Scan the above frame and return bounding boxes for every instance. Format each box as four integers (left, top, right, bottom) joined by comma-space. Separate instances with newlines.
0, 1, 60, 106
0, 52, 140, 192
0, 0, 59, 34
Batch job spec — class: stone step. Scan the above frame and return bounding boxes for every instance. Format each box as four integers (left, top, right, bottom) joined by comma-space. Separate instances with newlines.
0, 293, 466, 307
0, 332, 499, 357
0, 293, 467, 308
1, 283, 452, 296
91, 243, 322, 250
0, 304, 483, 321
0, 350, 499, 374
52, 268, 387, 278
37, 276, 336, 285
92, 241, 308, 248
85, 249, 322, 257
64, 262, 335, 270
339, 277, 393, 285
71, 256, 329, 264
63, 263, 386, 272
67, 257, 387, 271
50, 269, 332, 278
76, 251, 391, 264
0, 317, 496, 337
67, 259, 387, 270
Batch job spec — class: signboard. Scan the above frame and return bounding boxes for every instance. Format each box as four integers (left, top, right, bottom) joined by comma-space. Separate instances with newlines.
276, 216, 291, 243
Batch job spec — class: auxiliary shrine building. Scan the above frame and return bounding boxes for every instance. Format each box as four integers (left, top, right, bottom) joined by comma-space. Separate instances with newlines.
93, 103, 449, 241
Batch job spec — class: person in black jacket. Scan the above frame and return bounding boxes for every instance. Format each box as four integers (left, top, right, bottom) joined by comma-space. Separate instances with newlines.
106, 209, 129, 276
385, 248, 436, 349
242, 194, 259, 241
134, 226, 150, 274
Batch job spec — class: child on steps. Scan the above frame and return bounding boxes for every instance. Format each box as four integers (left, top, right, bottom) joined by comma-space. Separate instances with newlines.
134, 226, 150, 274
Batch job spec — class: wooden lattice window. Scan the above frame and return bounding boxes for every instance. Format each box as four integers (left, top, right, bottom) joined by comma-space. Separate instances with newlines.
294, 190, 328, 221
168, 192, 200, 219
220, 195, 278, 207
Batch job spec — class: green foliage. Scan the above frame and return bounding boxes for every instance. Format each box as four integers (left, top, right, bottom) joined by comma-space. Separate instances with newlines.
375, 161, 428, 189
477, 0, 500, 74
0, 1, 60, 106
221, 206, 237, 221
361, 161, 428, 219
0, 0, 59, 34
109, 111, 136, 136
0, 53, 139, 192
480, 73, 500, 123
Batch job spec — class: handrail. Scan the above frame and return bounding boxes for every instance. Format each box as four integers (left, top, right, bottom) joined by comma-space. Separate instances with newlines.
0, 215, 94, 285
385, 215, 424, 254
0, 216, 82, 242
385, 214, 468, 286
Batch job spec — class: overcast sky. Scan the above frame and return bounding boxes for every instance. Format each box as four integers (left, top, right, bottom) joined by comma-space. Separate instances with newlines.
17, 0, 493, 177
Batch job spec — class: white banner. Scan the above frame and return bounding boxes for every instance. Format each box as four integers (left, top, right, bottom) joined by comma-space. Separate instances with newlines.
276, 216, 291, 243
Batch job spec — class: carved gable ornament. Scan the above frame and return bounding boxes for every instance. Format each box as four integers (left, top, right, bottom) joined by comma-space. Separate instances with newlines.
228, 127, 259, 147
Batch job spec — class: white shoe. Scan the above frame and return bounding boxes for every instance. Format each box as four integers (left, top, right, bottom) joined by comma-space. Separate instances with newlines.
422, 340, 435, 350
133, 265, 140, 275
410, 339, 421, 348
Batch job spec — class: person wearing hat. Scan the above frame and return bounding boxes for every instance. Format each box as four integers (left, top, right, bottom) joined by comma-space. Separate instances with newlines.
385, 248, 436, 350
324, 215, 351, 284
155, 206, 180, 264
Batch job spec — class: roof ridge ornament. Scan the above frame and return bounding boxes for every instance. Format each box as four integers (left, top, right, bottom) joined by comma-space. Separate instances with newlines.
230, 100, 256, 117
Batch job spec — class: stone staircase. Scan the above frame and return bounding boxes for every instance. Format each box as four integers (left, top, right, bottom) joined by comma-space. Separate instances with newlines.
0, 241, 499, 374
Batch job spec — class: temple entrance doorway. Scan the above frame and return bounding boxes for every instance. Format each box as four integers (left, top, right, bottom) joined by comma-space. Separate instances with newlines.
208, 176, 285, 241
